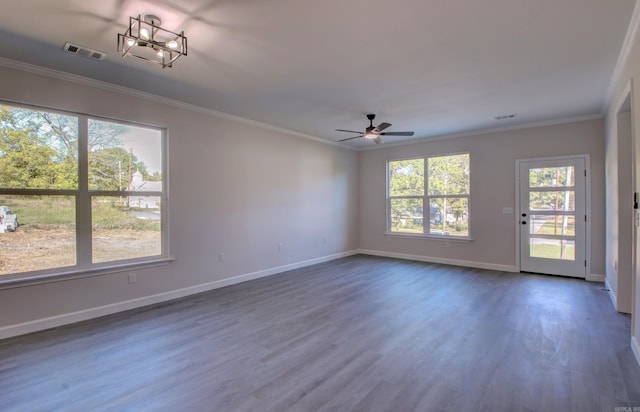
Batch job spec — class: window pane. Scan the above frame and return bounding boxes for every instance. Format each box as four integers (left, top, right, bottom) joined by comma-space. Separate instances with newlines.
0, 104, 78, 189
0, 195, 76, 275
529, 191, 575, 211
390, 198, 423, 233
89, 120, 163, 191
530, 215, 575, 236
92, 196, 161, 263
530, 238, 575, 260
389, 159, 424, 196
529, 166, 575, 188
427, 154, 469, 195
429, 197, 469, 236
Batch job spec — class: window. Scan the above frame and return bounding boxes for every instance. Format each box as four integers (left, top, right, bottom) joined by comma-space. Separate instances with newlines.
0, 102, 166, 282
388, 153, 469, 238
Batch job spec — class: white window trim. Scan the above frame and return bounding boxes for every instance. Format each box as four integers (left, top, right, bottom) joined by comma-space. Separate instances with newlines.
386, 153, 470, 240
0, 100, 170, 287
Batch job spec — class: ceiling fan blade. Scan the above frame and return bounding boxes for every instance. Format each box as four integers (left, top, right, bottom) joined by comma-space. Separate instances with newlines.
380, 131, 415, 136
373, 136, 383, 144
338, 135, 364, 142
335, 129, 363, 134
376, 122, 392, 132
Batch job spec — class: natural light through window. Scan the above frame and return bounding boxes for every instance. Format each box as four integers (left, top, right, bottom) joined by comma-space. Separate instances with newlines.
0, 102, 166, 281
388, 153, 470, 238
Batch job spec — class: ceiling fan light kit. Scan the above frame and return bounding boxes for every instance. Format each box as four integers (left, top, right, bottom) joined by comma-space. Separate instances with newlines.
336, 114, 414, 144
117, 14, 188, 68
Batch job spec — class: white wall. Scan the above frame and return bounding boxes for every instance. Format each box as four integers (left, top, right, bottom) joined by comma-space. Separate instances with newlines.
358, 119, 606, 276
0, 65, 359, 333
608, 110, 633, 314
604, 7, 640, 361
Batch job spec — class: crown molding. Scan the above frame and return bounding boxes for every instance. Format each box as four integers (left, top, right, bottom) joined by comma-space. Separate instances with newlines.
0, 56, 607, 153
0, 57, 355, 151
603, 1, 640, 114
358, 113, 603, 151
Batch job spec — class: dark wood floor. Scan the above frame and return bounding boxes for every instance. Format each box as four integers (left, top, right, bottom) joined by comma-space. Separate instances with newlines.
1, 255, 639, 411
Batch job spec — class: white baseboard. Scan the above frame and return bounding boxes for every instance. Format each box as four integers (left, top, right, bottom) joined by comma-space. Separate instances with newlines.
604, 278, 618, 309
586, 273, 605, 282
357, 249, 518, 273
0, 250, 359, 340
632, 336, 640, 367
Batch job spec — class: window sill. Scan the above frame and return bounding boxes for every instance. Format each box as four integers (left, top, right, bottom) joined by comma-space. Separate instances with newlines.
385, 232, 473, 242
0, 257, 174, 290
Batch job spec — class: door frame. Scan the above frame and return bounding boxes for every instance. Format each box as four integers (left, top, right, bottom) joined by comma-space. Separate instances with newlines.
515, 154, 591, 277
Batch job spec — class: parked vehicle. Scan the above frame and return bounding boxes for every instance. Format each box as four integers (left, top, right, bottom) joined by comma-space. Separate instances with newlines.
0, 206, 19, 233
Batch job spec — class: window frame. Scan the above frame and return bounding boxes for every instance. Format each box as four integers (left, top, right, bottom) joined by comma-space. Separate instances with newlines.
0, 100, 171, 287
386, 152, 471, 240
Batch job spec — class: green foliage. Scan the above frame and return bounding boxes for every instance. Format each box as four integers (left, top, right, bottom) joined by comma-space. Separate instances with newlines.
529, 167, 574, 188
389, 159, 424, 196
146, 171, 162, 182
0, 105, 154, 192
389, 154, 470, 235
92, 199, 160, 231
390, 198, 424, 232
89, 147, 149, 190
1, 195, 158, 231
0, 106, 77, 189
527, 167, 576, 212
3, 196, 75, 227
427, 154, 469, 196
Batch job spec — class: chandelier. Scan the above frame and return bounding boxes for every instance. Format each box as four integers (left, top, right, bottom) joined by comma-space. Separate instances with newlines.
117, 14, 188, 68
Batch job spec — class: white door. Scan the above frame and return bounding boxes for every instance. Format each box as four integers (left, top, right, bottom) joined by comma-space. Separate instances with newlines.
518, 157, 587, 278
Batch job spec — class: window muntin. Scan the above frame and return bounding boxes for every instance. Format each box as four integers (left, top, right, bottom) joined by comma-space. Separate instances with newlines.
388, 153, 470, 238
0, 102, 166, 280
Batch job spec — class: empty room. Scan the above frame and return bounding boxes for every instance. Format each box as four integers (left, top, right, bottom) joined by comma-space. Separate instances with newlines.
1, 1, 640, 411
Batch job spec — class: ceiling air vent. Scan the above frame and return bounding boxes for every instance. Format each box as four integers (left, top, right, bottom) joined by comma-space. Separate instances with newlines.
495, 113, 517, 120
63, 42, 106, 60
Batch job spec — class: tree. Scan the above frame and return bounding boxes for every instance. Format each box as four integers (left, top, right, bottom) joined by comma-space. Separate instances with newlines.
389, 159, 425, 231
0, 104, 152, 192
0, 106, 76, 189
427, 154, 469, 232
89, 147, 149, 191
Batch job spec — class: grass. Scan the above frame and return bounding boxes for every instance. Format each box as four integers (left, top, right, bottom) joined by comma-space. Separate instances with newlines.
5, 196, 75, 226
0, 195, 159, 231
535, 218, 575, 236
531, 243, 575, 260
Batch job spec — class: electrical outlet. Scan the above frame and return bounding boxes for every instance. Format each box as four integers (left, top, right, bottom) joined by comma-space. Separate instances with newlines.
219, 252, 225, 262
128, 273, 137, 284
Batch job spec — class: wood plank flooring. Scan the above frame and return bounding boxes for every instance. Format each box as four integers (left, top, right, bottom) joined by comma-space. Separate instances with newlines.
1, 255, 639, 411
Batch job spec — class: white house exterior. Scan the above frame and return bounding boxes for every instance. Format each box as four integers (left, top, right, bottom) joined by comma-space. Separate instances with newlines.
128, 171, 161, 209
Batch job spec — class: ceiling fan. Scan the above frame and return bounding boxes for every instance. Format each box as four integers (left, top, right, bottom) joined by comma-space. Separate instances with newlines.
335, 114, 415, 144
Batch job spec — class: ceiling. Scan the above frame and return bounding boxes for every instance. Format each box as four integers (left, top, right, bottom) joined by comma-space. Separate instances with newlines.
0, 0, 636, 148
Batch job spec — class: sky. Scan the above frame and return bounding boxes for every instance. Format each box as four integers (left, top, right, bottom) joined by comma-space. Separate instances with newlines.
118, 125, 162, 174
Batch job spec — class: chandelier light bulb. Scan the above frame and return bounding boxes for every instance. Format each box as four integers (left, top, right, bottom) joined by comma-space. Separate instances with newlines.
126, 38, 136, 47
167, 40, 179, 49
140, 27, 150, 40
156, 49, 165, 58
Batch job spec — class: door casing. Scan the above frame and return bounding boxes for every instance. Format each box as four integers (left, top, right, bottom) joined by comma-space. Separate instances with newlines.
515, 155, 591, 277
